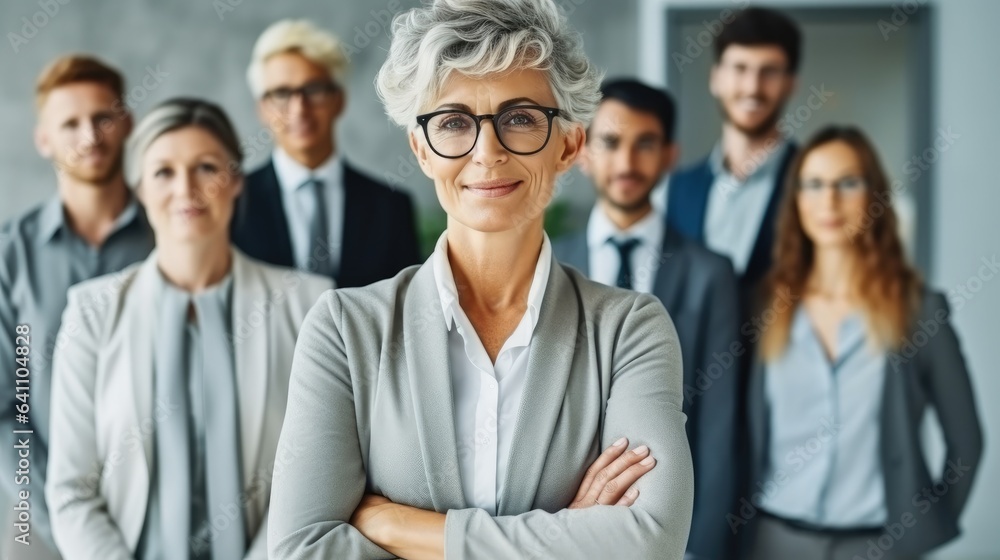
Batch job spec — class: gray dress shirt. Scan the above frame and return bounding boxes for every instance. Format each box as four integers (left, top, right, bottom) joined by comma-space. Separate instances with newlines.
0, 196, 153, 547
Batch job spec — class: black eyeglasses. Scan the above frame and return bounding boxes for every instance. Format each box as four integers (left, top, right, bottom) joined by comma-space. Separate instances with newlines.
415, 105, 563, 159
262, 81, 338, 110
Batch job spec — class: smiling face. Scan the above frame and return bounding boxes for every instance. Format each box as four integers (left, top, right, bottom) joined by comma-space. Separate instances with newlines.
35, 82, 131, 185
138, 126, 242, 246
409, 68, 584, 234
581, 99, 676, 214
795, 140, 869, 249
257, 51, 343, 164
710, 44, 795, 138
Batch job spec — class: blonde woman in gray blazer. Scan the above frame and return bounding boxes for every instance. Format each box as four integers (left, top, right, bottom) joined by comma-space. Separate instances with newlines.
268, 1, 694, 559
45, 99, 332, 560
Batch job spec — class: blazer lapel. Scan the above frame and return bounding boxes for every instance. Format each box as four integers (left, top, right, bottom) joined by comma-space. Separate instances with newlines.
127, 253, 162, 470
230, 249, 269, 491
498, 259, 580, 514
403, 262, 466, 509
747, 359, 768, 483
651, 228, 689, 313
116, 252, 160, 548
681, 159, 714, 244
251, 161, 295, 268
745, 143, 797, 286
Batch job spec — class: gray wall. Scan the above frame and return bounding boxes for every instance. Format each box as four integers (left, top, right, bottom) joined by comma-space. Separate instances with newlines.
929, 1, 1000, 558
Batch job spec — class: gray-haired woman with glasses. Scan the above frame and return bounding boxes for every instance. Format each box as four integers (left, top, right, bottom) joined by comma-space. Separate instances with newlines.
267, 0, 694, 558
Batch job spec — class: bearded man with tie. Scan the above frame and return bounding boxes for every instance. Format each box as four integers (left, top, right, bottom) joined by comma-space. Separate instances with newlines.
553, 79, 742, 560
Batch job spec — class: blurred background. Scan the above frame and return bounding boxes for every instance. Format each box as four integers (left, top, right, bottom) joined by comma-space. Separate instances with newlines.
1, 0, 997, 557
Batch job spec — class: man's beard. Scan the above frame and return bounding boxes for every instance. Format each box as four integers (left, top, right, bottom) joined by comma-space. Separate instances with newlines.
56, 148, 124, 186
718, 97, 786, 140
598, 174, 655, 214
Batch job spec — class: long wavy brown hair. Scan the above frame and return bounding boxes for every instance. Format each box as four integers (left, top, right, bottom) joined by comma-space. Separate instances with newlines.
760, 126, 922, 361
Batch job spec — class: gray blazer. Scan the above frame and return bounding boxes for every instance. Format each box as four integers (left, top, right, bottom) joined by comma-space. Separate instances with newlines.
553, 226, 742, 560
746, 290, 984, 556
268, 255, 695, 559
45, 249, 332, 559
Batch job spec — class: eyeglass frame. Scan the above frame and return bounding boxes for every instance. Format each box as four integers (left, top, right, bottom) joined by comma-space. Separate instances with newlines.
261, 80, 339, 110
415, 105, 564, 159
796, 175, 869, 197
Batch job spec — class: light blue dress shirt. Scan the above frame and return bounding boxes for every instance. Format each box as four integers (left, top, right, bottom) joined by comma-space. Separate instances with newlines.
272, 148, 345, 275
702, 140, 788, 274
760, 305, 888, 527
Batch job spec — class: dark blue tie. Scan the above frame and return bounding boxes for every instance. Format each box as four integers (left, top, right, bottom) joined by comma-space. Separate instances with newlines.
608, 237, 641, 290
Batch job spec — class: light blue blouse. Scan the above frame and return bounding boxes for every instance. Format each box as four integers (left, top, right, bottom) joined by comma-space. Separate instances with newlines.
760, 305, 888, 527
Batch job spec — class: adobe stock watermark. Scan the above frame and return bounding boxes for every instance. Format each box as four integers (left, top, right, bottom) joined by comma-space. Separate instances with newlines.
715, 84, 834, 199
7, 0, 72, 54
888, 254, 999, 371
216, 0, 407, 63
672, 0, 751, 72
727, 416, 841, 533
843, 126, 959, 240
878, 0, 929, 41
189, 439, 306, 554
684, 286, 797, 405
50, 64, 170, 179
850, 458, 973, 560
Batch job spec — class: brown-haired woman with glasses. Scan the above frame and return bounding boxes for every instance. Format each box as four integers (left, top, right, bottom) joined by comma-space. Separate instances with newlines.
744, 126, 983, 560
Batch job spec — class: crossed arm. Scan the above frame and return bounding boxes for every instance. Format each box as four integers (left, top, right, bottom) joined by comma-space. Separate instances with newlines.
349, 439, 657, 559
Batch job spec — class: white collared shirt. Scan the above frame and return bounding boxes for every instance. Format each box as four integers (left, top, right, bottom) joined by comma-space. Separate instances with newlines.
272, 147, 345, 274
703, 140, 788, 274
431, 231, 551, 515
586, 205, 664, 294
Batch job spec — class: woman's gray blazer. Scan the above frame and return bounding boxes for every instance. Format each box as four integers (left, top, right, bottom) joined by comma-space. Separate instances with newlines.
268, 255, 695, 559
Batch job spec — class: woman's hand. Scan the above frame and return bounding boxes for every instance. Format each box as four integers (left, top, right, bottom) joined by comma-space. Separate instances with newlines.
568, 437, 656, 509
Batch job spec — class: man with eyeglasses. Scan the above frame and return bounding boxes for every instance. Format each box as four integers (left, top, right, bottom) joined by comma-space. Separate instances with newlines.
232, 19, 421, 288
667, 7, 801, 295
663, 9, 802, 558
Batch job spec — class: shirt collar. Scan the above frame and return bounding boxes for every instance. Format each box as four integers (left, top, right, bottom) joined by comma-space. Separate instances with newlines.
586, 204, 664, 253
708, 137, 790, 182
432, 230, 552, 334
40, 194, 143, 244
272, 147, 343, 192
153, 260, 234, 303
790, 304, 869, 360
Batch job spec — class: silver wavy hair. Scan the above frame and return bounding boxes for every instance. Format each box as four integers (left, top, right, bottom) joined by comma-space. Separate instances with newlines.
375, 0, 603, 131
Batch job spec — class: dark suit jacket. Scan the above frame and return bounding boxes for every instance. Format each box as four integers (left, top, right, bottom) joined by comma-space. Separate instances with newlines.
666, 143, 797, 294
746, 291, 984, 556
553, 226, 742, 560
231, 159, 421, 288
